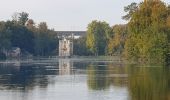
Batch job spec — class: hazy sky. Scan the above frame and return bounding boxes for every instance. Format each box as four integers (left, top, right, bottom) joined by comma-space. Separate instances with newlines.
0, 0, 169, 31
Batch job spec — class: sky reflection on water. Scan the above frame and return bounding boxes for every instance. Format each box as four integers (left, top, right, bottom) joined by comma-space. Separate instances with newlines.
0, 58, 169, 100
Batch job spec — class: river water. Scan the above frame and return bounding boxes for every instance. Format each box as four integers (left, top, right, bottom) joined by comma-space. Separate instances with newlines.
0, 58, 169, 100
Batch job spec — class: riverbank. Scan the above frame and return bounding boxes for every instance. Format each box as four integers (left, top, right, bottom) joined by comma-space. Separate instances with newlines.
0, 56, 123, 64
0, 56, 168, 67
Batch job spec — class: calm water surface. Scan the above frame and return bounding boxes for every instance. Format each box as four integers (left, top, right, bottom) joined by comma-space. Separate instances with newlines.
0, 58, 169, 100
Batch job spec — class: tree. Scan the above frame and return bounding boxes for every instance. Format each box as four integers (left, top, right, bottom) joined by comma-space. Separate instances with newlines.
86, 20, 112, 55
11, 12, 19, 25
107, 24, 127, 56
38, 22, 48, 33
18, 12, 29, 25
34, 22, 58, 56
122, 2, 138, 21
74, 37, 90, 56
26, 19, 36, 32
0, 21, 11, 52
10, 25, 35, 54
124, 0, 170, 63
0, 12, 59, 59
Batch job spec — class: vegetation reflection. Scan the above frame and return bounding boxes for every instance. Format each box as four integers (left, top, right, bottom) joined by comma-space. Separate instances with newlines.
87, 63, 170, 100
128, 65, 170, 100
0, 62, 57, 90
87, 63, 128, 90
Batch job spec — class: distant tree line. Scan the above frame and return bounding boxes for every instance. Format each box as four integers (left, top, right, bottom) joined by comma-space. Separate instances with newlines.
1, 0, 170, 64
0, 12, 58, 59
85, 0, 170, 64
85, 21, 127, 56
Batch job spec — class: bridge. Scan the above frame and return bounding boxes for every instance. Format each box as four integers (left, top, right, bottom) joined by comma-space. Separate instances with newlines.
56, 31, 86, 39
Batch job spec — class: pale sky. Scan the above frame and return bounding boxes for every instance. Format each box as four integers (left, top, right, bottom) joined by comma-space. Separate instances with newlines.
0, 0, 169, 31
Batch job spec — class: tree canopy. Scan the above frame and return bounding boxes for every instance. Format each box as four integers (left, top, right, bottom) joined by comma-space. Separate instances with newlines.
86, 20, 112, 55
0, 12, 58, 57
124, 0, 170, 63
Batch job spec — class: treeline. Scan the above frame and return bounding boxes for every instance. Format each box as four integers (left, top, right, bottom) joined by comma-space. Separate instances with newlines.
73, 21, 127, 56
85, 0, 170, 64
0, 0, 170, 64
0, 12, 58, 59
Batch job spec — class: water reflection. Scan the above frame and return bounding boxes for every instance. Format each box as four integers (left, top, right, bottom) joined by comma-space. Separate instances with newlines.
0, 59, 75, 91
87, 64, 110, 90
0, 61, 56, 90
0, 59, 169, 100
87, 63, 170, 100
87, 63, 128, 90
59, 59, 73, 75
128, 65, 170, 100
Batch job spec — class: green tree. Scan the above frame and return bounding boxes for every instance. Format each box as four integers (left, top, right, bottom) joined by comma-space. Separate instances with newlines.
0, 21, 11, 58
18, 12, 29, 25
122, 2, 138, 21
124, 0, 170, 63
107, 24, 127, 56
0, 12, 59, 59
73, 37, 90, 56
10, 25, 35, 54
34, 22, 58, 56
86, 20, 112, 55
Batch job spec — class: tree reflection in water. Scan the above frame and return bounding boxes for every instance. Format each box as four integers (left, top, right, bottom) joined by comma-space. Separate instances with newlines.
87, 63, 128, 90
87, 64, 110, 90
128, 65, 170, 100
0, 60, 169, 100
0, 61, 57, 91
87, 63, 170, 100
